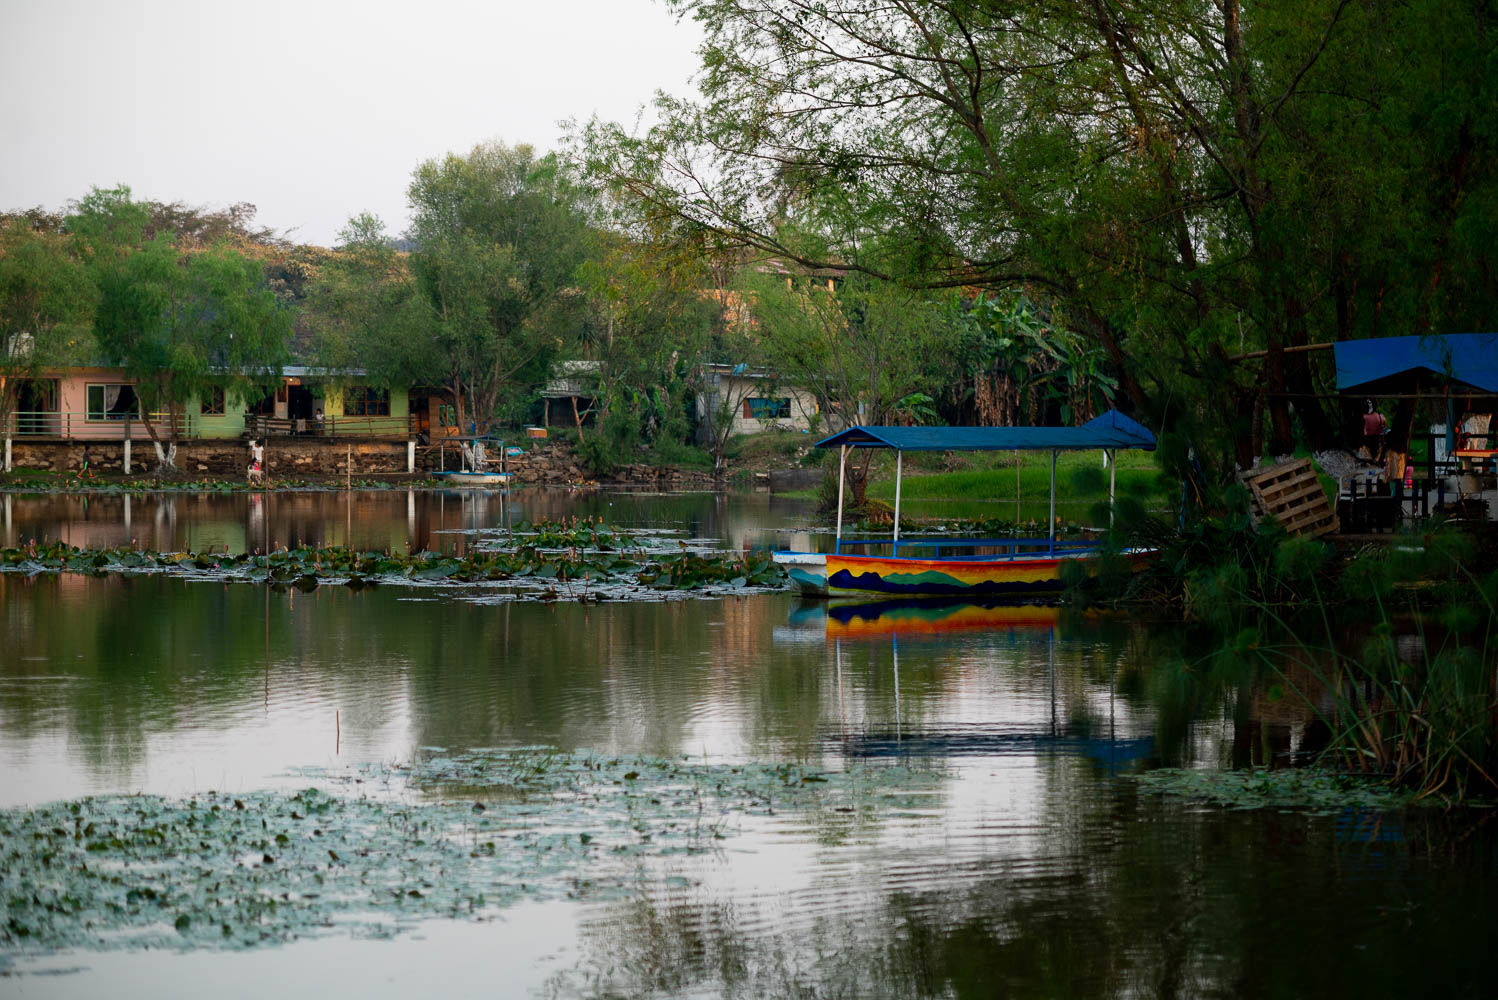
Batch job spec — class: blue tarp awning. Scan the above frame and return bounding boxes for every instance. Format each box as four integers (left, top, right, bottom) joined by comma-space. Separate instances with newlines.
814, 409, 1156, 452
1334, 333, 1498, 394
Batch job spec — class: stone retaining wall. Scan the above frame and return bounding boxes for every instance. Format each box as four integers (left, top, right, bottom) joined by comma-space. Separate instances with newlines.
5, 437, 717, 488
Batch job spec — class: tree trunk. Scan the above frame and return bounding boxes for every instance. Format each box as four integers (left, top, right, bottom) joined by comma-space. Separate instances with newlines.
1232, 388, 1259, 470
1264, 335, 1295, 457
1284, 301, 1337, 452
138, 397, 178, 472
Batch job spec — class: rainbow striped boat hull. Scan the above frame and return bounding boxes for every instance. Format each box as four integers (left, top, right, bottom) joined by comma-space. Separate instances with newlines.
773, 548, 1153, 598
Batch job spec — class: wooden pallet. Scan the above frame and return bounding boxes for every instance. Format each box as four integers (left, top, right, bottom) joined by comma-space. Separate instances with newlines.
1245, 458, 1338, 537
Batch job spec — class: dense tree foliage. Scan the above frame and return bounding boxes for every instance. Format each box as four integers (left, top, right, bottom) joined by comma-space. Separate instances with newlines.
577, 0, 1498, 473
0, 219, 97, 437
307, 143, 598, 435
67, 187, 291, 469
405, 142, 594, 433
573, 239, 725, 470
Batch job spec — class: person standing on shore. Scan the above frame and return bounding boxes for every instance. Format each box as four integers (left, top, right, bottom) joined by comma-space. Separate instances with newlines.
1361, 400, 1387, 464
249, 438, 265, 482
77, 444, 94, 480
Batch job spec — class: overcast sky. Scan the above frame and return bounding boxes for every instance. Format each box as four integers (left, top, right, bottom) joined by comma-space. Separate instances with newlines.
1, 0, 702, 245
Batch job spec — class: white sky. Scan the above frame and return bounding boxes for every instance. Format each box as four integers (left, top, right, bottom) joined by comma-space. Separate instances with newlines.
0, 0, 702, 245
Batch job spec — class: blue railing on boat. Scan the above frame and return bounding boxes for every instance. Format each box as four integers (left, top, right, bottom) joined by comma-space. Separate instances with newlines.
834, 536, 1103, 559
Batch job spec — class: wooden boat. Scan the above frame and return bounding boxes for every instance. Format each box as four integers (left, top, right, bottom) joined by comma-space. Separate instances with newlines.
773, 410, 1158, 598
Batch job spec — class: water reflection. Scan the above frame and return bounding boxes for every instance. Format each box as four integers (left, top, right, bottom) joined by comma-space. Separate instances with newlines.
3, 505, 1495, 995
553, 797, 1495, 998
1, 487, 818, 555
4, 577, 1245, 808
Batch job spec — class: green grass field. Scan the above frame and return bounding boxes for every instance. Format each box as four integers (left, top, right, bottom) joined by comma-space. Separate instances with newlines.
777, 448, 1172, 527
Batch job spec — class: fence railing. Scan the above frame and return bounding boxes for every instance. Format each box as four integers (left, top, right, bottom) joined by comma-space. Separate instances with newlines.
244, 413, 416, 438
0, 410, 415, 440
2, 411, 195, 440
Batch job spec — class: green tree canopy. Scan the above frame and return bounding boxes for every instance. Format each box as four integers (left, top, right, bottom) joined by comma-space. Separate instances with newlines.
405, 142, 595, 432
0, 218, 97, 443
577, 0, 1498, 473
67, 186, 292, 469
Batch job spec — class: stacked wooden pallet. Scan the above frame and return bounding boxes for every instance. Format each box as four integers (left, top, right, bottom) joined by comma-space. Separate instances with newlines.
1245, 459, 1338, 537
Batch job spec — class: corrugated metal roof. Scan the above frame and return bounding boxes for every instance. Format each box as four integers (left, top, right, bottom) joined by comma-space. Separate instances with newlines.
814, 410, 1156, 451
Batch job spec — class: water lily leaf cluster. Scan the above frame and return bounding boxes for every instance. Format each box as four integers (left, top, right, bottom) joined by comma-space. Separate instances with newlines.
508, 517, 636, 551
0, 537, 785, 598
1133, 768, 1416, 813
0, 751, 940, 954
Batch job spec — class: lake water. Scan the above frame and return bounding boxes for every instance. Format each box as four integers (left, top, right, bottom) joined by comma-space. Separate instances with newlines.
1, 489, 1493, 997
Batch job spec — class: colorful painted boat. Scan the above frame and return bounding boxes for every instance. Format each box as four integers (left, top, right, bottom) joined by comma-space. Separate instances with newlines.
780, 544, 1156, 598
773, 410, 1158, 599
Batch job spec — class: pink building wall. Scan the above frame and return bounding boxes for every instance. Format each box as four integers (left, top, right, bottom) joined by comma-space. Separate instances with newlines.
22, 368, 183, 441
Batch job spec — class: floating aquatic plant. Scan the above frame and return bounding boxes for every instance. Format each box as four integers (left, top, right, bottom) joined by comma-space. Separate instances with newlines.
1132, 767, 1416, 812
0, 537, 785, 600
0, 750, 941, 955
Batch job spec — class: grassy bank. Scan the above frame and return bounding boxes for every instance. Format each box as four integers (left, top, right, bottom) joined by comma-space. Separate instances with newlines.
774, 448, 1168, 527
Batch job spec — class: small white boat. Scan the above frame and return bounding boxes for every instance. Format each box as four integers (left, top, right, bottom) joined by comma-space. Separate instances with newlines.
435, 437, 516, 488
434, 470, 513, 487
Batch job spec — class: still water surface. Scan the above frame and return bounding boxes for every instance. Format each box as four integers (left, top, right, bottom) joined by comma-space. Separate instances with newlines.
1, 490, 1493, 997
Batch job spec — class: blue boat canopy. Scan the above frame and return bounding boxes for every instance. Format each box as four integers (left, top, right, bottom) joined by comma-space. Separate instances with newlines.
1334, 333, 1498, 394
814, 409, 1156, 452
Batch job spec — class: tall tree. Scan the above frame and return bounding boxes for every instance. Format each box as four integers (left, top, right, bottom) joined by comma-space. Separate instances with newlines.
745, 269, 958, 498
577, 0, 1498, 474
68, 186, 291, 470
573, 238, 725, 465
304, 213, 428, 389
403, 142, 594, 433
0, 219, 97, 449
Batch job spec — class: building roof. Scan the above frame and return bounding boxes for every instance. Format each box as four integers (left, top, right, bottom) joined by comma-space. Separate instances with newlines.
814, 409, 1156, 452
1334, 333, 1498, 394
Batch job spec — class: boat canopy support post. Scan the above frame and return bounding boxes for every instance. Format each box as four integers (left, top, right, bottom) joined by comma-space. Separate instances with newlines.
1049, 449, 1058, 550
1108, 448, 1116, 527
835, 444, 847, 553
892, 450, 903, 554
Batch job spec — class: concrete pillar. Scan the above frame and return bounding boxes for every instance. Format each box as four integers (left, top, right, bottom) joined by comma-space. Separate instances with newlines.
4, 435, 10, 473
407, 440, 416, 474
123, 438, 131, 475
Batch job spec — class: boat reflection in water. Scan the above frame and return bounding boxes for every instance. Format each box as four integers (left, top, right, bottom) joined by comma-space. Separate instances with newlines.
780, 596, 1155, 771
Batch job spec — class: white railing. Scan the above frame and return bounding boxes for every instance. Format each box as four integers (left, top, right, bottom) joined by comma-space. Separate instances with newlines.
2, 411, 196, 440
244, 413, 416, 438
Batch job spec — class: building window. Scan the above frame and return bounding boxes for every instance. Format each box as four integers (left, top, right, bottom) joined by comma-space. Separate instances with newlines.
201, 386, 226, 415
86, 384, 139, 421
438, 403, 457, 427
744, 397, 791, 420
346, 386, 390, 416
